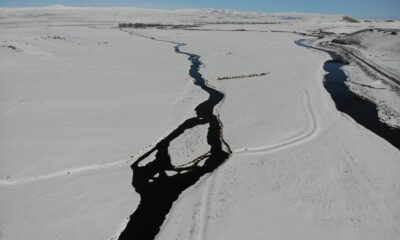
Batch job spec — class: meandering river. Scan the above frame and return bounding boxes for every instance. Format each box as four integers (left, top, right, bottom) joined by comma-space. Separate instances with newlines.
118, 37, 231, 240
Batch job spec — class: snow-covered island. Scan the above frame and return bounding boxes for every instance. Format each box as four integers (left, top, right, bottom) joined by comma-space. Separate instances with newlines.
1, 6, 400, 240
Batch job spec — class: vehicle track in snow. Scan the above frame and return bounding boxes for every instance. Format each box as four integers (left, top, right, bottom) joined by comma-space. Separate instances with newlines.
193, 87, 319, 240
0, 158, 131, 186
232, 88, 318, 155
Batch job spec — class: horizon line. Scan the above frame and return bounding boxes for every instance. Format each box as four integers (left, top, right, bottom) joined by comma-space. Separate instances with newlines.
0, 4, 398, 20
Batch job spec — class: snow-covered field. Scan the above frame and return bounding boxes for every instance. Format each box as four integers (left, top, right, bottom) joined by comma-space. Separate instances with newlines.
1, 6, 399, 240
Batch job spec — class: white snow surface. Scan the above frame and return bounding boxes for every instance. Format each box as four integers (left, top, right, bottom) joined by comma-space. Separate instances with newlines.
169, 123, 210, 168
0, 7, 399, 240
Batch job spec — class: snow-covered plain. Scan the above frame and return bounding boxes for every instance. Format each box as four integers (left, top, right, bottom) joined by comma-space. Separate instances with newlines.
1, 6, 400, 240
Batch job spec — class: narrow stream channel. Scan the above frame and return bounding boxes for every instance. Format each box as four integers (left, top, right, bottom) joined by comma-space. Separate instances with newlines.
295, 39, 400, 150
118, 34, 231, 240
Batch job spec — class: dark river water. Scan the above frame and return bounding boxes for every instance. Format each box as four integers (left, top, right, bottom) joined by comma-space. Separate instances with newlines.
118, 38, 231, 240
295, 39, 400, 150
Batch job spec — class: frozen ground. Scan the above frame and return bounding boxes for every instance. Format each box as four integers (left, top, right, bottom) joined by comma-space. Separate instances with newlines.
0, 6, 400, 240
